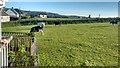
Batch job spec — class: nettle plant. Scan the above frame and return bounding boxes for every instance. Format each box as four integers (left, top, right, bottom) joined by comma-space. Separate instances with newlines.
8, 44, 37, 66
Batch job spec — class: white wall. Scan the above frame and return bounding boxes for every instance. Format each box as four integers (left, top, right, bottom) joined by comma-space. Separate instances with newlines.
1, 16, 10, 22
39, 14, 47, 18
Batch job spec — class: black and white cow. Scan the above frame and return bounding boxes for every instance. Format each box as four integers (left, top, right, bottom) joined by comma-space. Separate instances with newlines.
110, 20, 118, 25
30, 22, 45, 36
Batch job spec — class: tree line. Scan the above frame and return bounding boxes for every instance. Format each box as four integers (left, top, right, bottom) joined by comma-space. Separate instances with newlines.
2, 18, 120, 27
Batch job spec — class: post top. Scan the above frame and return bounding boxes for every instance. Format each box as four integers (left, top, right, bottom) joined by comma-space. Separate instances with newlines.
0, 36, 13, 45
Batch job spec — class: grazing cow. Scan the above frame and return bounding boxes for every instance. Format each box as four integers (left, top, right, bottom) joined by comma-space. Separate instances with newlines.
30, 22, 45, 36
54, 21, 62, 26
110, 20, 118, 25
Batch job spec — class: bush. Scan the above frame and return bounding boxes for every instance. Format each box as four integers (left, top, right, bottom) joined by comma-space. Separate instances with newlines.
8, 44, 37, 66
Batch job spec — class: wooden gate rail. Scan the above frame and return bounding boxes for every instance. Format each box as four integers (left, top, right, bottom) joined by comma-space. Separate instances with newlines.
2, 32, 30, 37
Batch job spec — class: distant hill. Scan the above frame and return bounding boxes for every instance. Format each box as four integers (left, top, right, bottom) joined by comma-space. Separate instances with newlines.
5, 8, 86, 18
22, 10, 68, 18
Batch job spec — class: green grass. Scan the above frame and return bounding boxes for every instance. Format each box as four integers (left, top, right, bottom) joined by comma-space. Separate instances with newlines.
2, 23, 118, 66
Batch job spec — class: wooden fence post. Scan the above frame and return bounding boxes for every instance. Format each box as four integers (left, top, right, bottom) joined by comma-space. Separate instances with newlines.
0, 36, 13, 68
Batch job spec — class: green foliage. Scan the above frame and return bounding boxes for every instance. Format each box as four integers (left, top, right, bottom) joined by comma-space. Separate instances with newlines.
8, 51, 16, 61
8, 44, 37, 66
2, 18, 120, 27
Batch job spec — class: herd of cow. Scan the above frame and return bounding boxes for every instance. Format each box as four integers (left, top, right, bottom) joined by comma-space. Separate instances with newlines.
30, 20, 119, 36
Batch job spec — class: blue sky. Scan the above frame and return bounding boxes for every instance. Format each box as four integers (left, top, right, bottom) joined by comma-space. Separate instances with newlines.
8, 0, 120, 2
6, 2, 118, 18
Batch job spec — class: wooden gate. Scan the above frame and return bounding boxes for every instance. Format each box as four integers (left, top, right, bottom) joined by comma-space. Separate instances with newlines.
2, 32, 38, 66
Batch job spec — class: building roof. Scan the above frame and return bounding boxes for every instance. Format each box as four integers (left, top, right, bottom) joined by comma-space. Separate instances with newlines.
1, 11, 9, 16
3, 8, 9, 11
3, 8, 19, 15
10, 9, 19, 15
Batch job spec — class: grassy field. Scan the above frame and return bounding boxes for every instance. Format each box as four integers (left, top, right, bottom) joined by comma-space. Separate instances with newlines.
2, 23, 118, 66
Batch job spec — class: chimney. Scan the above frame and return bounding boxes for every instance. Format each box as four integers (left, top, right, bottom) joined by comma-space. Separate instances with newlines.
11, 7, 14, 9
